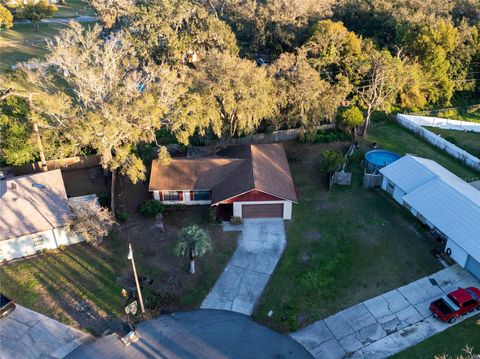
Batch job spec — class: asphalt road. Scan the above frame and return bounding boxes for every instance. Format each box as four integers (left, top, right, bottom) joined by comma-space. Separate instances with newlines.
66, 309, 312, 359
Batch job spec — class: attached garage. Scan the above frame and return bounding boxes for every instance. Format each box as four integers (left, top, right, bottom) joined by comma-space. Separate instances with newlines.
242, 203, 284, 218
466, 256, 480, 279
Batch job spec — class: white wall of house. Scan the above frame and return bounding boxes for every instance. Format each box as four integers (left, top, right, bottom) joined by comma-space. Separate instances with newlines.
152, 190, 211, 205
0, 227, 84, 261
381, 176, 405, 204
446, 238, 469, 267
233, 200, 292, 220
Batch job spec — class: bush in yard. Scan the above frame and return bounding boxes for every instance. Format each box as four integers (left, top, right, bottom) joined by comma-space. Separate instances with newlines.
68, 201, 116, 246
319, 150, 344, 174
208, 207, 220, 224
315, 129, 350, 143
175, 225, 212, 274
116, 211, 129, 223
298, 127, 317, 143
230, 216, 243, 225
97, 192, 111, 208
336, 106, 364, 138
139, 199, 165, 218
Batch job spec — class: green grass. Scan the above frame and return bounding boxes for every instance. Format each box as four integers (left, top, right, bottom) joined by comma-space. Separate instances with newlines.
392, 316, 480, 359
0, 207, 237, 336
413, 105, 480, 123
366, 119, 479, 179
253, 141, 443, 333
254, 119, 477, 333
54, 0, 96, 18
0, 237, 124, 335
425, 127, 480, 158
0, 22, 96, 71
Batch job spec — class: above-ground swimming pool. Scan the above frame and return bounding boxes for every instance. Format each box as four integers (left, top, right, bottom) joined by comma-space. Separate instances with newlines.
364, 150, 401, 172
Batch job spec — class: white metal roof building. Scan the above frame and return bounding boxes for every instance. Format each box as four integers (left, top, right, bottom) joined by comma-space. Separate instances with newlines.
380, 155, 480, 279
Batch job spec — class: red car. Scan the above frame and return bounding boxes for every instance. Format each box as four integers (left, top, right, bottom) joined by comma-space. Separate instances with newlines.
430, 287, 480, 323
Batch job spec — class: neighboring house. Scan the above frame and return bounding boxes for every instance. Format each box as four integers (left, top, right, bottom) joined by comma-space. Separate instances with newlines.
149, 144, 298, 220
379, 155, 480, 279
0, 169, 84, 261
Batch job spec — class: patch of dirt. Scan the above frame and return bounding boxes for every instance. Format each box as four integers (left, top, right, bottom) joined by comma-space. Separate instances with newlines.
62, 166, 108, 198
306, 229, 321, 241
295, 312, 311, 328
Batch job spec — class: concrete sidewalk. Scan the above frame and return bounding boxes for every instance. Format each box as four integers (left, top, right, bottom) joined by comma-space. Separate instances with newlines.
201, 219, 286, 315
0, 305, 92, 359
291, 265, 480, 359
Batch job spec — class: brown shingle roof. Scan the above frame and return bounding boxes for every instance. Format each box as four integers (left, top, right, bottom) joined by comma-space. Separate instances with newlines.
149, 158, 244, 191
0, 169, 71, 241
149, 144, 297, 204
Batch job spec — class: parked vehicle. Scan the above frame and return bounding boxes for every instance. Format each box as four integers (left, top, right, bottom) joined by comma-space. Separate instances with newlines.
0, 294, 16, 318
430, 287, 480, 323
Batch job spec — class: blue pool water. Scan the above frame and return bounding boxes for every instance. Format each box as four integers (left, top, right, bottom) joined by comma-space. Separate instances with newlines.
364, 150, 401, 172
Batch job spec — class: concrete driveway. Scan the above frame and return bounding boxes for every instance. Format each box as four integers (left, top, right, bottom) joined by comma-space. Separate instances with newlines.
66, 309, 312, 359
0, 305, 92, 359
291, 265, 480, 359
201, 219, 286, 315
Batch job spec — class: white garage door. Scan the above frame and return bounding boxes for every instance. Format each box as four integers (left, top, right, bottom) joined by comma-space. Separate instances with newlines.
466, 256, 480, 280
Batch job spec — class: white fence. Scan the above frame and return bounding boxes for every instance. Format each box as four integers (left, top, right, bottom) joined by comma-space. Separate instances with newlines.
400, 114, 480, 132
396, 114, 480, 172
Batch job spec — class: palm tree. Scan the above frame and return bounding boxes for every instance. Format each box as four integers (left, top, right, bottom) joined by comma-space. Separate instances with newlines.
175, 225, 212, 274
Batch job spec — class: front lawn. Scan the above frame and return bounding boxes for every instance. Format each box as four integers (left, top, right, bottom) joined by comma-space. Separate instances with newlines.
392, 316, 480, 359
254, 118, 477, 333
0, 206, 237, 336
253, 140, 443, 332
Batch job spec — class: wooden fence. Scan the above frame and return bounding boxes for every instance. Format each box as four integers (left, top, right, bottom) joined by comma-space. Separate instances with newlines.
2, 154, 101, 176
226, 125, 336, 145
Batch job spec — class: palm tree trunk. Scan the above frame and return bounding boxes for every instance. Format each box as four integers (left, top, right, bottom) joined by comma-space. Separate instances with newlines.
189, 259, 196, 274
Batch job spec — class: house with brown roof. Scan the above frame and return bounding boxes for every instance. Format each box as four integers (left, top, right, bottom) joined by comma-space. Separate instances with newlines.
0, 170, 88, 261
149, 144, 298, 220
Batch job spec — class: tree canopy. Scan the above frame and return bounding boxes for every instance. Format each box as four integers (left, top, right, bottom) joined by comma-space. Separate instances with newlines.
4, 0, 479, 169
0, 4, 13, 31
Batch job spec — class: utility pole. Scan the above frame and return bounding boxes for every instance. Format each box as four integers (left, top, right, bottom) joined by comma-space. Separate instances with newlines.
127, 243, 145, 314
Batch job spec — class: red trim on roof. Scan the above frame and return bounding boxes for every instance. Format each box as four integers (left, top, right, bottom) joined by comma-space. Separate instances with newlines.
219, 190, 283, 204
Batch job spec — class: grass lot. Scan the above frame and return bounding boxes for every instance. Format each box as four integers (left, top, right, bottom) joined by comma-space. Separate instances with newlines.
253, 140, 443, 332
0, 206, 237, 336
425, 127, 480, 158
392, 317, 480, 359
0, 20, 96, 71
54, 0, 95, 18
254, 119, 477, 333
366, 120, 479, 179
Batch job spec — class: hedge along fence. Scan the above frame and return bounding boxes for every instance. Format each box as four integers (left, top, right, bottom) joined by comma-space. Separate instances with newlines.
6, 154, 102, 176
396, 114, 480, 173
399, 113, 480, 132
227, 124, 336, 145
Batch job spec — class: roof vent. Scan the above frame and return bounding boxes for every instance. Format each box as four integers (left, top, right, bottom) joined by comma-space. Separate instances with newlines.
32, 183, 46, 189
